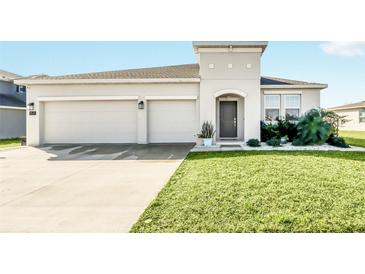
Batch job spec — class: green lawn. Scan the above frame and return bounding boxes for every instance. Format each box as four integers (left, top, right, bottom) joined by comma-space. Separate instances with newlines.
340, 131, 365, 148
0, 138, 21, 148
131, 151, 365, 233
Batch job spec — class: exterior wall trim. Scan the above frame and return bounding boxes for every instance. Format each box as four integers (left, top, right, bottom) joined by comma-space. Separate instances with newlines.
15, 78, 201, 85
263, 90, 303, 95
214, 89, 247, 98
0, 106, 26, 110
37, 96, 139, 102
261, 84, 327, 89
145, 96, 197, 100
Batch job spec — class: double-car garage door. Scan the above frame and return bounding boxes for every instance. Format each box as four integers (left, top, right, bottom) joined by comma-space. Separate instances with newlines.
43, 99, 196, 144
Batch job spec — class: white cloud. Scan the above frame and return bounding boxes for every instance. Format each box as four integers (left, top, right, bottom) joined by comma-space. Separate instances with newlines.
320, 42, 365, 57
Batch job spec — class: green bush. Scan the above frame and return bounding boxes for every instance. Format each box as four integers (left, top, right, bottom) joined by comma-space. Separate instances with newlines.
266, 137, 281, 147
260, 121, 280, 141
246, 139, 261, 147
293, 109, 332, 146
327, 135, 350, 148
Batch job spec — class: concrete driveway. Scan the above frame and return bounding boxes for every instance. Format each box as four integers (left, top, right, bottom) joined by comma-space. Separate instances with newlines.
0, 144, 193, 232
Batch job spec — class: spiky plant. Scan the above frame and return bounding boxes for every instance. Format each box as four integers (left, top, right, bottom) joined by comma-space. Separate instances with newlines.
293, 109, 332, 145
197, 121, 216, 138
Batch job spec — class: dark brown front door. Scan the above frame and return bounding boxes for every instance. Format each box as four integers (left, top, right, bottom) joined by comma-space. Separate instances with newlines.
219, 101, 237, 138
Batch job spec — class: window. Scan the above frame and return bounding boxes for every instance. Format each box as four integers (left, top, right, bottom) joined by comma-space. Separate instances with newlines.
360, 109, 365, 123
16, 85, 26, 94
284, 95, 300, 121
264, 95, 280, 122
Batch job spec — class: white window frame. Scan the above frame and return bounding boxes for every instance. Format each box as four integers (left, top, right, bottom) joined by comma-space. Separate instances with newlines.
264, 95, 281, 122
360, 109, 365, 123
284, 94, 301, 121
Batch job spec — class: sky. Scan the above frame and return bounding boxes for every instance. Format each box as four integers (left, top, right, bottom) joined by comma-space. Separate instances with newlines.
1, 41, 364, 108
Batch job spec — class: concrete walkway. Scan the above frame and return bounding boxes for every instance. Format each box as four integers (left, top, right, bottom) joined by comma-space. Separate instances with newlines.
0, 144, 192, 232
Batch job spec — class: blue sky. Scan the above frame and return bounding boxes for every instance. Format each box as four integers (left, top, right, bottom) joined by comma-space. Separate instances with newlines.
1, 41, 364, 108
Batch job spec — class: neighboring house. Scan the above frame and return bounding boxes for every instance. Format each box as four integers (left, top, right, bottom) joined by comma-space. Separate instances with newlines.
0, 69, 26, 139
15, 42, 327, 146
328, 100, 365, 131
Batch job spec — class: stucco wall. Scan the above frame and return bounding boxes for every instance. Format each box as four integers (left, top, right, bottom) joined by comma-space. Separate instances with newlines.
198, 51, 262, 141
26, 83, 200, 145
0, 108, 26, 139
335, 108, 365, 131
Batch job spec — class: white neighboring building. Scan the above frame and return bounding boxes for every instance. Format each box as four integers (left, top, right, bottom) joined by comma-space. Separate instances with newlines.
328, 100, 365, 131
0, 69, 26, 139
15, 42, 328, 146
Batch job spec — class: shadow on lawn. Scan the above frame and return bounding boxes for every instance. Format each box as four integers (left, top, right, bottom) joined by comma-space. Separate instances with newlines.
188, 150, 365, 162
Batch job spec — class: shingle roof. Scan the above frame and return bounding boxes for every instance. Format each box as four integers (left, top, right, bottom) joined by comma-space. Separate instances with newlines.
328, 100, 365, 111
0, 94, 26, 108
0, 69, 21, 82
16, 63, 327, 88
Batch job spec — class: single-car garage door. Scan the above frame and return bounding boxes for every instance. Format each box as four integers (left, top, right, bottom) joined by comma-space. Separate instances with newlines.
43, 100, 137, 143
148, 100, 196, 143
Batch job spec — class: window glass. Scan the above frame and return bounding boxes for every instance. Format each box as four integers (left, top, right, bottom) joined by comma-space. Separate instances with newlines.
285, 95, 300, 108
265, 109, 280, 121
264, 95, 280, 108
285, 109, 300, 121
360, 109, 365, 123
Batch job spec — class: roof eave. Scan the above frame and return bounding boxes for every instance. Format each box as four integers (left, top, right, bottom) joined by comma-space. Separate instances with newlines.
14, 78, 201, 85
261, 84, 328, 89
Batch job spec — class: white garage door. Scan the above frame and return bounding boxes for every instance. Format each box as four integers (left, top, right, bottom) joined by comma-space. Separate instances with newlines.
148, 100, 196, 143
43, 100, 137, 143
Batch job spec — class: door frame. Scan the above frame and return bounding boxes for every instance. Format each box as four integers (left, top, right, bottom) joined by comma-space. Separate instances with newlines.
218, 99, 238, 139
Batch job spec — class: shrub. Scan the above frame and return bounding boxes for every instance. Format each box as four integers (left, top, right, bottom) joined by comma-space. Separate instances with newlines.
246, 139, 261, 147
260, 121, 280, 142
327, 135, 350, 148
276, 118, 298, 142
266, 137, 281, 147
197, 121, 215, 138
294, 109, 332, 145
321, 109, 350, 136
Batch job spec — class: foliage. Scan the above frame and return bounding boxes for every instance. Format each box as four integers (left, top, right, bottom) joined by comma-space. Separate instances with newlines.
197, 121, 215, 139
260, 121, 280, 141
327, 135, 350, 148
0, 138, 21, 148
246, 139, 261, 147
266, 137, 281, 147
293, 109, 332, 145
131, 151, 365, 232
261, 119, 297, 142
321, 109, 350, 136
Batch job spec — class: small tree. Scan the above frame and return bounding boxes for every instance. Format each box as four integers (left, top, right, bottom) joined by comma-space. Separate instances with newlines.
321, 109, 350, 136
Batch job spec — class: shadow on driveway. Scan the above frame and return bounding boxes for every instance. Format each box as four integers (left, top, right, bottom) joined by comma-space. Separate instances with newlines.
40, 143, 194, 161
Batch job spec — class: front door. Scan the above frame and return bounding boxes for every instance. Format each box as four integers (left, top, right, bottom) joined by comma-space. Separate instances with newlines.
219, 101, 237, 138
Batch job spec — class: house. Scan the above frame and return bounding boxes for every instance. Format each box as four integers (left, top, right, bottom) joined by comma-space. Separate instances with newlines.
328, 100, 365, 131
15, 42, 327, 146
0, 69, 26, 139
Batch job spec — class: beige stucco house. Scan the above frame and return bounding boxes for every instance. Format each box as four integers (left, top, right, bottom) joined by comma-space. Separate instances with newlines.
15, 42, 327, 146
328, 100, 365, 131
0, 69, 26, 139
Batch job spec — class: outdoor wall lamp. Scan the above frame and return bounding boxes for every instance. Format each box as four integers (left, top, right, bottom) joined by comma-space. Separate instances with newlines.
27, 102, 35, 110
138, 101, 145, 109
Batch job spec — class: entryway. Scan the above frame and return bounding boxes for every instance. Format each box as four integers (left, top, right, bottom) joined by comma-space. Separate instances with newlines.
219, 101, 237, 138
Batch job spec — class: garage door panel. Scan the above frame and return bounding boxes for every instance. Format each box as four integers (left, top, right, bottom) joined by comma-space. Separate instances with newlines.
44, 101, 137, 144
148, 100, 196, 143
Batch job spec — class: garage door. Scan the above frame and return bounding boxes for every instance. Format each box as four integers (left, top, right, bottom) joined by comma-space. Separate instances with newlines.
148, 100, 196, 143
43, 100, 137, 143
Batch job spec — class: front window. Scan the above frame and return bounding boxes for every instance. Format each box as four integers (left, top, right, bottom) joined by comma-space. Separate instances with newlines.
264, 95, 280, 122
16, 85, 26, 94
284, 95, 300, 121
360, 109, 365, 123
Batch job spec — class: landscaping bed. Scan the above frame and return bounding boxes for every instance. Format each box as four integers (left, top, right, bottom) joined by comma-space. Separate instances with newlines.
131, 151, 365, 233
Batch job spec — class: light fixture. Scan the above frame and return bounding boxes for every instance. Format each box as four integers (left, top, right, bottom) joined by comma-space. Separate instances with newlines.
27, 102, 34, 110
138, 101, 144, 109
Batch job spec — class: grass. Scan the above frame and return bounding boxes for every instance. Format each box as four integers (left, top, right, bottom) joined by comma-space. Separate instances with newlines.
0, 138, 21, 148
340, 130, 365, 148
131, 151, 365, 233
